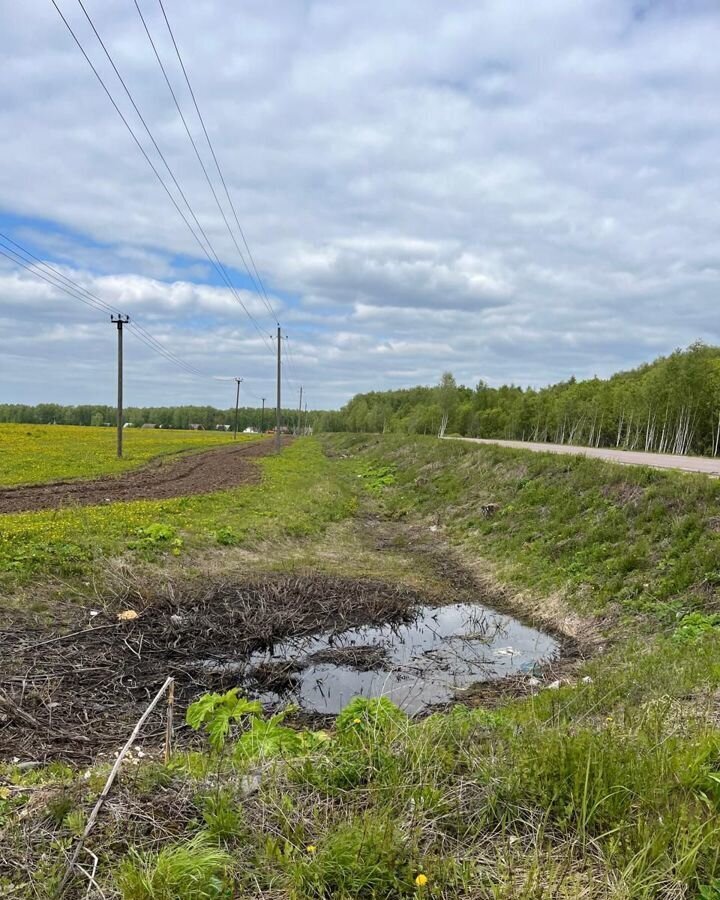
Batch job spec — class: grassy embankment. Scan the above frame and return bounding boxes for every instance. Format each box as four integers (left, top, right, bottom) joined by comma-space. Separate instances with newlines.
5, 435, 720, 898
0, 423, 239, 486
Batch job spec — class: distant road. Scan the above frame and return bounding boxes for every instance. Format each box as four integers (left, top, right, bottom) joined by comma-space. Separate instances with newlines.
444, 437, 720, 477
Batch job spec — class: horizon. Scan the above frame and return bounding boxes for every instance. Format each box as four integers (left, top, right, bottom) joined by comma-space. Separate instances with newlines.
0, 338, 709, 414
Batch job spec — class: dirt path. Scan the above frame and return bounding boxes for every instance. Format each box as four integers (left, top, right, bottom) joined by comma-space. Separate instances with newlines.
445, 436, 720, 476
0, 437, 292, 514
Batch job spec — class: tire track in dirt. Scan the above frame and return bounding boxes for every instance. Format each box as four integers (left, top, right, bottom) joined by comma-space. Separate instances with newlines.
0, 437, 292, 514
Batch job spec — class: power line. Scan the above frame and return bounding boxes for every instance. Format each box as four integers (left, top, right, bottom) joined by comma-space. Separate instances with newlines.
0, 233, 118, 316
72, 0, 274, 352
132, 0, 277, 326
156, 0, 278, 325
51, 0, 274, 354
281, 339, 298, 396
0, 233, 220, 380
283, 334, 303, 393
0, 231, 207, 377
0, 242, 110, 317
127, 324, 210, 379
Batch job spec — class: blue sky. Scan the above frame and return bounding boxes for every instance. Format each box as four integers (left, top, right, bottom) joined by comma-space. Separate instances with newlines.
1, 0, 720, 409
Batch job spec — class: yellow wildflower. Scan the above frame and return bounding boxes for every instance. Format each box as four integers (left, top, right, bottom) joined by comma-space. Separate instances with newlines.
415, 873, 428, 887
353, 718, 361, 724
306, 845, 317, 854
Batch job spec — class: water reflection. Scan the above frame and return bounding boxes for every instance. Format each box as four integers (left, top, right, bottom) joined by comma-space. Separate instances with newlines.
249, 602, 557, 714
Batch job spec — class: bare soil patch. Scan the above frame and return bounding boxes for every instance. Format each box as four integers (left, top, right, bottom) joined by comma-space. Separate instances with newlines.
0, 436, 291, 514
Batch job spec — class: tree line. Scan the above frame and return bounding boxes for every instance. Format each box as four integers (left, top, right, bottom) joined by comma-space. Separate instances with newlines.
0, 403, 319, 433
325, 343, 720, 457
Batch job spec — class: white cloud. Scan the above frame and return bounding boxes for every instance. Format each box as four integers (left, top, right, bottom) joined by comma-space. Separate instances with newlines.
1, 0, 720, 407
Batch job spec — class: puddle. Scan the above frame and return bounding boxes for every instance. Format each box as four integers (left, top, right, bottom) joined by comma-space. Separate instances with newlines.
245, 602, 558, 714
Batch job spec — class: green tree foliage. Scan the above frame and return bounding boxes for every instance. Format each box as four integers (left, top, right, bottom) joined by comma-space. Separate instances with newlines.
0, 403, 323, 433
329, 343, 720, 456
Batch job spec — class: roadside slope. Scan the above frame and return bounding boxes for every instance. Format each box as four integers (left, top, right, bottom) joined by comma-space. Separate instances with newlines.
330, 433, 720, 623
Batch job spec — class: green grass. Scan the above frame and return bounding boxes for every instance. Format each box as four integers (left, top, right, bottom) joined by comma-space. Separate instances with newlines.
116, 833, 232, 900
7, 434, 720, 898
325, 433, 720, 625
0, 422, 241, 487
19, 637, 720, 899
0, 438, 358, 587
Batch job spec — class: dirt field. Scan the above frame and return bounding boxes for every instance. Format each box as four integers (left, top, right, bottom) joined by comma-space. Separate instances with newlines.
0, 436, 291, 514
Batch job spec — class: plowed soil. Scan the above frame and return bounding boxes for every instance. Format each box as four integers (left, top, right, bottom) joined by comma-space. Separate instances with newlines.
0, 436, 291, 514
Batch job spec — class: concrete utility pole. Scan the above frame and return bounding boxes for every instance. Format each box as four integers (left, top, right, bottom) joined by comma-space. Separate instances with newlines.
297, 385, 303, 435
275, 325, 282, 452
304, 401, 308, 436
260, 397, 266, 433
233, 377, 243, 440
111, 314, 130, 458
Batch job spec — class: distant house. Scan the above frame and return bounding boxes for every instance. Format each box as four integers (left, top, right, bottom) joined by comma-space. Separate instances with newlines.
141, 423, 157, 430
123, 422, 135, 429
243, 427, 258, 434
189, 423, 205, 431
215, 424, 231, 431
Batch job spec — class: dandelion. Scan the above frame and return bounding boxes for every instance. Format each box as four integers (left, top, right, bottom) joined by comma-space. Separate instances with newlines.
306, 845, 317, 854
353, 718, 361, 724
415, 873, 428, 887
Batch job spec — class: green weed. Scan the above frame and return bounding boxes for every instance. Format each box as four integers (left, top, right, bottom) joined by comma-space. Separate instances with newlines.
673, 611, 720, 642
116, 833, 232, 900
285, 813, 417, 899
201, 791, 246, 845
186, 688, 262, 753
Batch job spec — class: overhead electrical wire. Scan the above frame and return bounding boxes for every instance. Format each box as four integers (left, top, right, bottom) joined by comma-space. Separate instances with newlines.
155, 0, 278, 325
1, 231, 277, 401
132, 0, 277, 326
0, 243, 111, 317
283, 334, 304, 396
72, 0, 274, 353
281, 339, 298, 395
0, 232, 220, 380
0, 232, 118, 315
51, 0, 274, 354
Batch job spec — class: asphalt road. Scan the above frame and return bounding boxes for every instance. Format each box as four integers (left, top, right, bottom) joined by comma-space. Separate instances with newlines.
444, 437, 720, 476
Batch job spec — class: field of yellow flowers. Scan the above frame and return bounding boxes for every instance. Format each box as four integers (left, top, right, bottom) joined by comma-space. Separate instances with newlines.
0, 423, 231, 487
0, 439, 357, 585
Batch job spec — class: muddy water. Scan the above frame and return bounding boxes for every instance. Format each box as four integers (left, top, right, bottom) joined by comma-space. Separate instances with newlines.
248, 602, 558, 714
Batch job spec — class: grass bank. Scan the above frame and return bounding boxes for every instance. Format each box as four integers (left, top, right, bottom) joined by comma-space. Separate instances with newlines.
5, 435, 720, 899
328, 433, 720, 627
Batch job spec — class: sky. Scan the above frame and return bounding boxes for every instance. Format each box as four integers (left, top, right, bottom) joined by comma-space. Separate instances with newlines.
1, 0, 720, 410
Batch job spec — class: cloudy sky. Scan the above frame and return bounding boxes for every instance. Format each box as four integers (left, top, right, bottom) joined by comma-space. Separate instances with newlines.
1, 0, 719, 409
